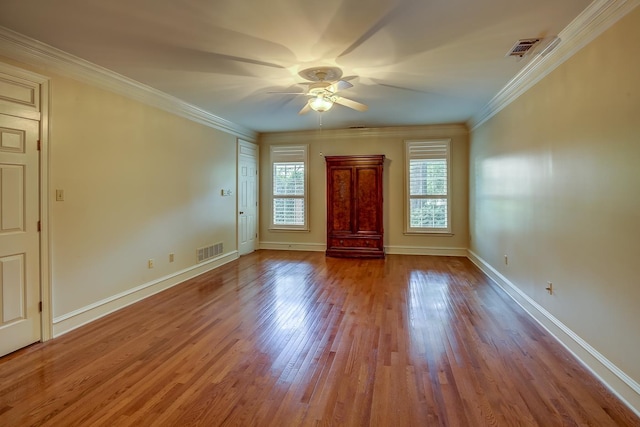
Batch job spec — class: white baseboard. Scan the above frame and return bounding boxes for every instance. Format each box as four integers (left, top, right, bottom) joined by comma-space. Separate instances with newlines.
467, 249, 640, 417
52, 251, 239, 337
259, 241, 326, 252
259, 242, 467, 257
385, 245, 467, 256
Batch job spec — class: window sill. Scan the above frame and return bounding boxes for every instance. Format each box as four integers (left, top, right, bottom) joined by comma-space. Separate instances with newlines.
404, 231, 454, 236
269, 227, 310, 232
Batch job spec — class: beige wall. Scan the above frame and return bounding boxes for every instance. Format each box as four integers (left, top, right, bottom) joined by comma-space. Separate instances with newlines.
1, 57, 240, 322
469, 5, 640, 404
259, 125, 469, 254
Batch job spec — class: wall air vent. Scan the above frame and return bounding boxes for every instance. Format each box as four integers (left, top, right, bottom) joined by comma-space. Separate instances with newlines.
506, 38, 541, 57
197, 242, 223, 263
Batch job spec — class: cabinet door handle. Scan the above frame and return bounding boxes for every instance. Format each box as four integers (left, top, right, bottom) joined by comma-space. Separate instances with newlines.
239, 211, 244, 215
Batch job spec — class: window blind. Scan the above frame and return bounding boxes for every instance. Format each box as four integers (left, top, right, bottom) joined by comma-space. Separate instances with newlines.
270, 145, 308, 229
405, 140, 451, 232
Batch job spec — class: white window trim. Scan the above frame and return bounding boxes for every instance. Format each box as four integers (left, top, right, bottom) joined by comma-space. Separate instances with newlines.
269, 144, 309, 231
404, 139, 452, 235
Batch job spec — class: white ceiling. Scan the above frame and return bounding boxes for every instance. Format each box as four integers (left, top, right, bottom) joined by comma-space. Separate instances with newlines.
0, 0, 590, 133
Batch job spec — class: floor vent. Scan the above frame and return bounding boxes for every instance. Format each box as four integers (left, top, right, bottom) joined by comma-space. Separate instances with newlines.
506, 38, 540, 57
197, 242, 223, 263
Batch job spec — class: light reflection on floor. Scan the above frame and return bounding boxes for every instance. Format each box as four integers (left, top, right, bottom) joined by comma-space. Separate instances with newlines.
407, 269, 455, 360
257, 261, 319, 384
274, 275, 311, 332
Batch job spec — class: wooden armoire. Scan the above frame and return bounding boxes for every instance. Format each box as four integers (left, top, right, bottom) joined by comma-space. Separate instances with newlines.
325, 155, 385, 258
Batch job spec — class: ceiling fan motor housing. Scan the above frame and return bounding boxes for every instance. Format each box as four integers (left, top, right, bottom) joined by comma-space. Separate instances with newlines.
308, 82, 334, 95
299, 66, 343, 82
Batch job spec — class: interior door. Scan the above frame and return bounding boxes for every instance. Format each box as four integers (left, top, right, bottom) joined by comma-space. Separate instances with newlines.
238, 140, 258, 256
0, 113, 41, 356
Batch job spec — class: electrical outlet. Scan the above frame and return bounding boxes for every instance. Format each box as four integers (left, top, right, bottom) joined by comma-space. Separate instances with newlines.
148, 259, 154, 269
169, 253, 174, 262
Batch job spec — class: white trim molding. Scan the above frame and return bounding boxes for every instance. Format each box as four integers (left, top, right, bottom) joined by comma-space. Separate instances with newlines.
259, 241, 326, 252
469, 0, 640, 131
467, 249, 640, 417
39, 71, 52, 342
0, 26, 257, 142
258, 242, 467, 257
386, 245, 467, 256
53, 251, 239, 337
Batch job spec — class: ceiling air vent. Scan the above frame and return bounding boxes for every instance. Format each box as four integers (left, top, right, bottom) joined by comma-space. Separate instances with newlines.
506, 38, 541, 57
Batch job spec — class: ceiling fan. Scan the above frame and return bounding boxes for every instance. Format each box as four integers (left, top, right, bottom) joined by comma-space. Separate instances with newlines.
272, 67, 369, 115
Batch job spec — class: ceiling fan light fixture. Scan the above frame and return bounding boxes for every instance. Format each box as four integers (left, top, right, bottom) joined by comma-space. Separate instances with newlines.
309, 95, 333, 112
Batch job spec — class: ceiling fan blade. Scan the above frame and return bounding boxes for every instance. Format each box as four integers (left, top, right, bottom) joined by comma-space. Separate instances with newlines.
337, 2, 407, 58
298, 102, 312, 115
328, 80, 353, 93
376, 82, 427, 93
202, 51, 286, 69
370, 78, 464, 99
334, 97, 368, 112
267, 91, 308, 95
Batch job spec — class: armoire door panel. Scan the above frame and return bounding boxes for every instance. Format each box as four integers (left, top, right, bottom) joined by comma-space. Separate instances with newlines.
355, 167, 378, 233
329, 168, 352, 233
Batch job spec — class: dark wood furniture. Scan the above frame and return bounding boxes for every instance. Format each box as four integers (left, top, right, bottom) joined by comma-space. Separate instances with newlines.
325, 155, 385, 258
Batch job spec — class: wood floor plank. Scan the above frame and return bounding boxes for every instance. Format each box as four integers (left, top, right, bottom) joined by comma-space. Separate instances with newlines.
0, 251, 638, 426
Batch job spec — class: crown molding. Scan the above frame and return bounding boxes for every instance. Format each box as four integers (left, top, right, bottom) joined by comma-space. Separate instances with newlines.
259, 123, 468, 143
0, 26, 257, 142
469, 0, 640, 131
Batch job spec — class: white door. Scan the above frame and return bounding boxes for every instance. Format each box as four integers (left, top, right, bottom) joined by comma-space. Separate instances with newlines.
0, 114, 41, 356
238, 141, 258, 256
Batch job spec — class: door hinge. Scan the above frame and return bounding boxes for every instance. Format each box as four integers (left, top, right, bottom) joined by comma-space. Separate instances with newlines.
37, 140, 41, 151
255, 233, 258, 238
37, 221, 41, 232
39, 301, 42, 312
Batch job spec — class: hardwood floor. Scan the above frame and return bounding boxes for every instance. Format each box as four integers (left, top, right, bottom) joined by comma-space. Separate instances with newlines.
0, 251, 637, 426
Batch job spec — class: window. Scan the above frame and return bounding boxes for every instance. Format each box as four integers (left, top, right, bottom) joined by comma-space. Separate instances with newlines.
270, 145, 308, 230
405, 140, 452, 234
